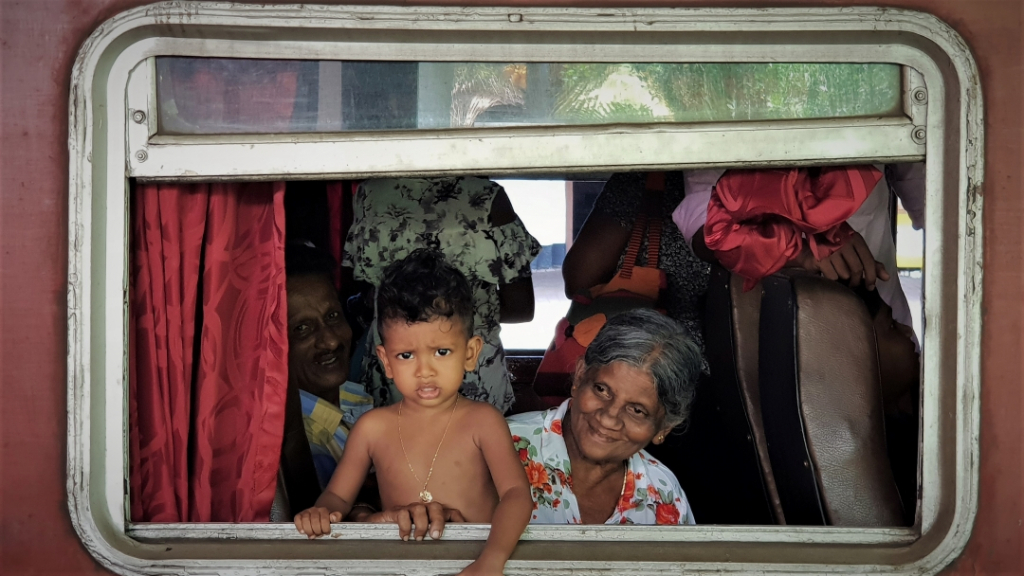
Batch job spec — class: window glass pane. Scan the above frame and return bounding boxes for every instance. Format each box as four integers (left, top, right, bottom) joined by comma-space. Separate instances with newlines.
156, 58, 902, 135
496, 179, 571, 350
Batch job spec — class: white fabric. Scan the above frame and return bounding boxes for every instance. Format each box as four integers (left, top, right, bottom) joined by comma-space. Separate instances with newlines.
672, 170, 718, 244
671, 169, 725, 250
846, 167, 918, 348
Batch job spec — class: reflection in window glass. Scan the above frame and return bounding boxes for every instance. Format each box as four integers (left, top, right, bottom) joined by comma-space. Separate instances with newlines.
156, 58, 902, 134
156, 58, 320, 134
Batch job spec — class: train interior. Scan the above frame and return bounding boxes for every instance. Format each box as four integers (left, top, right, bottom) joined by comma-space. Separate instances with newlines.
125, 56, 931, 531
261, 172, 925, 527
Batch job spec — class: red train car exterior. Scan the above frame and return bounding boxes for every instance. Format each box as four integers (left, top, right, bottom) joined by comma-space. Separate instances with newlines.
1, 0, 1019, 574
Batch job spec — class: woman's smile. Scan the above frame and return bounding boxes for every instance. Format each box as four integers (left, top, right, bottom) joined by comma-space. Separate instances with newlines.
584, 418, 621, 444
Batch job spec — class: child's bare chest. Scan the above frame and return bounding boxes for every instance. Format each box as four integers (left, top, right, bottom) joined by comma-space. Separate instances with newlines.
370, 428, 498, 521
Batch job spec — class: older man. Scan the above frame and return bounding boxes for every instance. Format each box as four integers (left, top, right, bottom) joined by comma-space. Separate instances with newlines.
280, 243, 373, 503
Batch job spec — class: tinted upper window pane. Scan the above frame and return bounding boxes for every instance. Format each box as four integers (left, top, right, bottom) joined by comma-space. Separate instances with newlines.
156, 58, 902, 135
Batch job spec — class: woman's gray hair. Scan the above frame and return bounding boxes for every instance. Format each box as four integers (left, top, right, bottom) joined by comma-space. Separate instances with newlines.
582, 308, 702, 429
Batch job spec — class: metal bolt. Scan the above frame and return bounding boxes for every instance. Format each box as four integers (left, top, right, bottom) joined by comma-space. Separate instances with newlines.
508, 13, 522, 22
912, 87, 928, 104
135, 150, 148, 162
131, 110, 147, 124
912, 126, 927, 144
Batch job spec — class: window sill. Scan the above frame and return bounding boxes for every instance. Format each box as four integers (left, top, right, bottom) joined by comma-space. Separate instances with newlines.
128, 522, 917, 545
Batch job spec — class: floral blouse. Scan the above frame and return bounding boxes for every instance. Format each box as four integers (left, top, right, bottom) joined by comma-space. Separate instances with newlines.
343, 177, 541, 412
506, 400, 696, 525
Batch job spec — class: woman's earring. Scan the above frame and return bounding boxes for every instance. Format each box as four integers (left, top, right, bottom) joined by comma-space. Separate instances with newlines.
656, 435, 664, 443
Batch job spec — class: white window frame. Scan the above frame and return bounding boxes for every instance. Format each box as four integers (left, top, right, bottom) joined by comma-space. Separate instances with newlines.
67, 3, 983, 575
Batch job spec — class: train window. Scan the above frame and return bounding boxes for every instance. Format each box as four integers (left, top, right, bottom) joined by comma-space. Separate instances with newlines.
67, 4, 982, 576
154, 57, 902, 134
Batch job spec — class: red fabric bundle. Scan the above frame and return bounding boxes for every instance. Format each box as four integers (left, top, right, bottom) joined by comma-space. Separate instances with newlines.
704, 166, 882, 289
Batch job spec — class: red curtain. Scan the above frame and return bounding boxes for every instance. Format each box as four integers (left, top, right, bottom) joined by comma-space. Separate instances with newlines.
130, 182, 289, 522
326, 182, 346, 288
326, 181, 359, 290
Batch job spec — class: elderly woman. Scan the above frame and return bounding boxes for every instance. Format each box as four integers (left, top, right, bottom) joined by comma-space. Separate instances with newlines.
507, 308, 701, 525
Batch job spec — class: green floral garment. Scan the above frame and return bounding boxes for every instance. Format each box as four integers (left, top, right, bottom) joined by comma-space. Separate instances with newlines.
343, 177, 541, 412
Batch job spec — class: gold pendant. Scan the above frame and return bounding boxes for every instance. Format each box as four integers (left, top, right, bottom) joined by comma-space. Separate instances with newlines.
420, 490, 432, 503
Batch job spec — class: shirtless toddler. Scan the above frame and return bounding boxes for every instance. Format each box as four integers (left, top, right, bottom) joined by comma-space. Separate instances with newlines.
294, 249, 532, 576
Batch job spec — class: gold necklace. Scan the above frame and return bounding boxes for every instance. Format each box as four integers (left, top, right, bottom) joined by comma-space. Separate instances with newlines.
398, 395, 459, 503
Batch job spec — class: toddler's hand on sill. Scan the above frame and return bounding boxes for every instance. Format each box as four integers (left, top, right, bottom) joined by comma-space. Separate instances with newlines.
371, 501, 467, 541
294, 507, 342, 539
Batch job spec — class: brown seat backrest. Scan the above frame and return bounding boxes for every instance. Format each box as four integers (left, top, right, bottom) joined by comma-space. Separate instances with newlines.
507, 353, 555, 415
704, 265, 784, 524
757, 271, 904, 526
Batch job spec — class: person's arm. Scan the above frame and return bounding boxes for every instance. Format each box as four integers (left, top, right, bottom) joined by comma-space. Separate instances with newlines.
786, 230, 890, 291
488, 186, 517, 228
489, 186, 536, 323
689, 226, 717, 263
497, 277, 534, 323
561, 212, 631, 297
459, 406, 533, 576
339, 472, 383, 521
888, 162, 925, 230
564, 173, 655, 297
293, 411, 377, 538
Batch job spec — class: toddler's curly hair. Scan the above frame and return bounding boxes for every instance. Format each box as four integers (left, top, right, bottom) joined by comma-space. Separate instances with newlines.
376, 249, 475, 340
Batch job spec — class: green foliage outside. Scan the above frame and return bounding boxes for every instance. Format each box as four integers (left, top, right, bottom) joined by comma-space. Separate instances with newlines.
451, 61, 902, 126
634, 63, 902, 122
